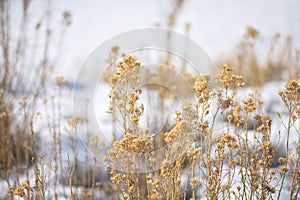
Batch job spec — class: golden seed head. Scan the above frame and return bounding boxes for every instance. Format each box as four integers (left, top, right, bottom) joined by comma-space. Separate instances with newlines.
246, 26, 259, 38
279, 166, 288, 174
278, 157, 287, 164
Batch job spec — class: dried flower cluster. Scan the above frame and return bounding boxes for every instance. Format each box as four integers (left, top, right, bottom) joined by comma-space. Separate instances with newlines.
104, 57, 300, 200
220, 65, 245, 90
9, 180, 32, 198
2, 4, 300, 198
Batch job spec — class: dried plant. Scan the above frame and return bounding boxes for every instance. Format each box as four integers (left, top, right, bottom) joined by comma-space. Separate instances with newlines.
1, 1, 300, 199
103, 55, 300, 200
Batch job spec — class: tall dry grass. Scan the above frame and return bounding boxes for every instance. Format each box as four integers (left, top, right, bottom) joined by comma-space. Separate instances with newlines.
217, 26, 300, 87
1, 0, 300, 200
103, 55, 300, 200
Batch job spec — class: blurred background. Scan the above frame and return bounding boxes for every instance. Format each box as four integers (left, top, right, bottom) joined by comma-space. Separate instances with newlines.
10, 0, 300, 80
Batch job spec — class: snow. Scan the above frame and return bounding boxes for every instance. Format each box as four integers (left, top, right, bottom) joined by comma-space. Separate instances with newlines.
2, 0, 300, 199
10, 0, 299, 80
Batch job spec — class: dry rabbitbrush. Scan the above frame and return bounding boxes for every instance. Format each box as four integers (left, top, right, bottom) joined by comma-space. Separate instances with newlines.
1, 0, 300, 199
103, 55, 300, 200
